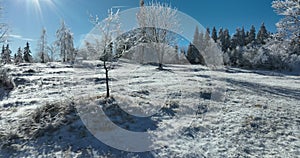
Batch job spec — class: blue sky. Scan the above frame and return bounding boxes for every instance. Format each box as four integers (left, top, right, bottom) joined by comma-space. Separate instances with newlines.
3, 0, 280, 56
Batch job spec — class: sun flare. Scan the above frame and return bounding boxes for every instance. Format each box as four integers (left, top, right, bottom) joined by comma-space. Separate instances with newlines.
32, 0, 42, 13
22, 0, 57, 22
32, 0, 40, 5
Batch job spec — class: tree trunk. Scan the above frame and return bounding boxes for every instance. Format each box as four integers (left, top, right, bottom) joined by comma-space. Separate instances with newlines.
104, 61, 110, 98
158, 63, 163, 70
41, 53, 45, 63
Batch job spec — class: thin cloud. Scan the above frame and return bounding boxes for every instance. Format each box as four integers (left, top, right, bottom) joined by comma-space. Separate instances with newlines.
111, 6, 129, 9
9, 34, 35, 42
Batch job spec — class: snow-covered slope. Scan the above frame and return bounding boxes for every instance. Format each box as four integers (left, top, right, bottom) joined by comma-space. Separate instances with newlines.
0, 60, 299, 157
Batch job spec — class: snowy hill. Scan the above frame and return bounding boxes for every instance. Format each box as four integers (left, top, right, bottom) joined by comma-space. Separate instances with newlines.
0, 60, 299, 157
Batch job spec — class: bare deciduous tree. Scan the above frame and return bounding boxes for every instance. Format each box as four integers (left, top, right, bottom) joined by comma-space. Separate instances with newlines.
137, 2, 180, 70
0, 5, 8, 44
46, 42, 59, 62
37, 28, 48, 63
86, 9, 121, 98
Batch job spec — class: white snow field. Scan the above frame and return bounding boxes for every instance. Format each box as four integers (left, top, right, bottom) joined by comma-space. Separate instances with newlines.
0, 59, 299, 157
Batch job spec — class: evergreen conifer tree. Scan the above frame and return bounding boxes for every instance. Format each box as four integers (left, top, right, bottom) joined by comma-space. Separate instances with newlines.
247, 25, 256, 44
211, 27, 218, 42
24, 42, 33, 63
15, 47, 23, 64
2, 44, 12, 64
257, 23, 269, 44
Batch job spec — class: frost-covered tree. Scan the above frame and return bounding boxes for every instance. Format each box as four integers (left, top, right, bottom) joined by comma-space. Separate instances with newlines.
14, 47, 23, 64
46, 42, 59, 62
241, 27, 246, 46
86, 9, 121, 98
211, 26, 218, 42
231, 27, 247, 48
23, 42, 33, 63
199, 31, 205, 49
0, 3, 8, 44
6, 44, 12, 64
218, 28, 225, 51
218, 28, 231, 52
223, 29, 231, 51
56, 21, 75, 62
231, 29, 239, 49
1, 44, 12, 64
205, 28, 210, 42
189, 26, 206, 64
193, 26, 201, 48
1, 45, 4, 64
1, 45, 3, 64
175, 45, 178, 52
203, 39, 223, 68
140, 0, 145, 7
199, 28, 210, 51
186, 43, 205, 65
272, 0, 300, 52
247, 25, 256, 44
37, 28, 48, 63
137, 1, 180, 70
191, 26, 224, 67
192, 26, 206, 54
65, 34, 75, 62
257, 23, 269, 44
179, 47, 187, 64
218, 28, 224, 42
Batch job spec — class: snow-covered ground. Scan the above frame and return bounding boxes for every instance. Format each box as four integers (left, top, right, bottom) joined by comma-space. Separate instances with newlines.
0, 59, 299, 157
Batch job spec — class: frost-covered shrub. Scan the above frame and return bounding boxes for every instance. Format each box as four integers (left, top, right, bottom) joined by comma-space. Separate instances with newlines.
287, 54, 300, 71
223, 51, 230, 66
252, 47, 287, 70
18, 101, 78, 139
239, 47, 257, 68
224, 39, 299, 71
0, 67, 14, 90
226, 46, 243, 66
251, 40, 300, 71
203, 39, 224, 68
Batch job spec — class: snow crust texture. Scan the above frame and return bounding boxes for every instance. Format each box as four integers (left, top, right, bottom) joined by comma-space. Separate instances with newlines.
0, 61, 299, 157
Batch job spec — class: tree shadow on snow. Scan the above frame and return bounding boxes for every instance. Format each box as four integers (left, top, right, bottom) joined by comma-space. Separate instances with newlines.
226, 67, 300, 77
0, 88, 10, 101
223, 78, 300, 100
102, 100, 159, 132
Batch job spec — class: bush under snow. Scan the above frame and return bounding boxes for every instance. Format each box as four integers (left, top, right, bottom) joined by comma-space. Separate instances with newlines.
225, 40, 300, 71
0, 67, 14, 90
